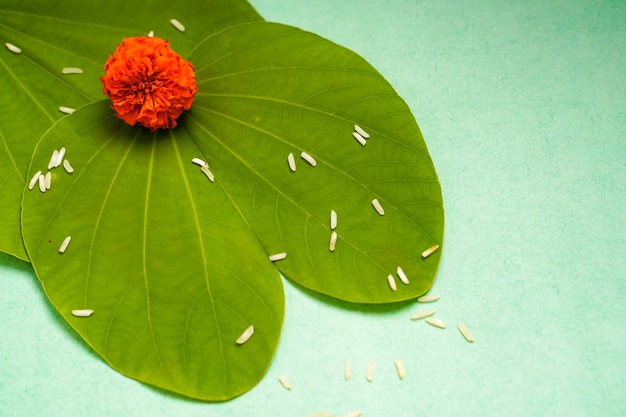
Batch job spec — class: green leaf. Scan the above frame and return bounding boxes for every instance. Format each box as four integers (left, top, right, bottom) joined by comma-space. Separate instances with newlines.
0, 0, 263, 260
21, 102, 284, 401
186, 22, 444, 303
21, 20, 443, 399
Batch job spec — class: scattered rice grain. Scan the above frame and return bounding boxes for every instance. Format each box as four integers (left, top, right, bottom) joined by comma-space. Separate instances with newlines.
71, 309, 93, 317
329, 231, 338, 252
269, 252, 287, 262
458, 322, 475, 343
417, 294, 440, 303
309, 412, 332, 417
425, 318, 446, 329
147, 30, 155, 37
421, 244, 439, 258
58, 236, 72, 253
192, 157, 207, 167
55, 147, 66, 167
5, 42, 21, 54
410, 308, 436, 320
236, 325, 254, 345
200, 165, 214, 182
343, 411, 362, 417
278, 375, 293, 390
387, 274, 397, 291
38, 174, 46, 193
169, 18, 185, 32
48, 150, 59, 170
63, 159, 74, 174
28, 171, 42, 190
59, 106, 75, 114
394, 359, 406, 380
61, 67, 83, 74
371, 198, 384, 216
397, 266, 409, 285
344, 358, 351, 381
287, 152, 296, 172
300, 151, 317, 167
366, 361, 375, 382
352, 131, 366, 146
44, 171, 51, 189
354, 124, 370, 139
330, 209, 337, 230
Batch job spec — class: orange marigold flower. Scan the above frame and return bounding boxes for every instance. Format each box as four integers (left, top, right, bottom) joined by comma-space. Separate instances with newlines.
101, 36, 197, 132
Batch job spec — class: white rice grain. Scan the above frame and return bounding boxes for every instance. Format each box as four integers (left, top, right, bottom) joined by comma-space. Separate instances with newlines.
394, 359, 406, 380
352, 131, 366, 146
169, 18, 185, 32
59, 106, 75, 114
38, 174, 46, 193
354, 124, 370, 139
300, 151, 317, 167
5, 42, 21, 54
147, 30, 155, 37
200, 165, 214, 182
55, 147, 66, 167
71, 309, 93, 317
63, 159, 74, 174
287, 152, 296, 172
48, 150, 59, 170
330, 209, 337, 230
58, 236, 72, 253
343, 412, 362, 417
309, 412, 332, 417
417, 294, 440, 303
397, 266, 409, 285
236, 325, 254, 345
344, 358, 351, 381
421, 244, 439, 258
371, 198, 384, 216
44, 171, 51, 190
329, 231, 338, 252
191, 157, 207, 167
425, 318, 446, 329
366, 361, 375, 382
458, 322, 475, 343
61, 67, 83, 74
410, 309, 436, 321
269, 252, 287, 262
278, 375, 293, 390
387, 274, 397, 291
28, 171, 42, 190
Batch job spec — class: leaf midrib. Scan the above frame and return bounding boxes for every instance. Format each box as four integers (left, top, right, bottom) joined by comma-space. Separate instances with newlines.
170, 130, 228, 390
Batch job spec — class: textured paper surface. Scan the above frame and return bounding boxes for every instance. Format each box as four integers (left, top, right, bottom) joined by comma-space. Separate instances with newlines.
1, 1, 625, 415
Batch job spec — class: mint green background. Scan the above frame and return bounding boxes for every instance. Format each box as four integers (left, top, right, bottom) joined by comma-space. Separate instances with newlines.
1, 1, 625, 415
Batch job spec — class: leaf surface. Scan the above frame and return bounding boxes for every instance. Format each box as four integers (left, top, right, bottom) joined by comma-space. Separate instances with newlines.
186, 22, 445, 303
21, 102, 284, 400
0, 0, 263, 260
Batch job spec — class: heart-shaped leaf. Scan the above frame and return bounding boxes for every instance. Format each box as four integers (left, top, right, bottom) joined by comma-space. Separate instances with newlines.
186, 22, 444, 303
0, 0, 263, 260
21, 21, 443, 399
21, 102, 284, 401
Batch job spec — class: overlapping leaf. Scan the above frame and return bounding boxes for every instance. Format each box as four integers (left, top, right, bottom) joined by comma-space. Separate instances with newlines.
21, 103, 285, 400
186, 22, 444, 303
0, 0, 263, 260
21, 21, 443, 399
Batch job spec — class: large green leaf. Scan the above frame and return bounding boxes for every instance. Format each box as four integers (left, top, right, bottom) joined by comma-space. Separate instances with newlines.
187, 22, 444, 303
0, 0, 263, 260
21, 21, 443, 399
21, 102, 284, 400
